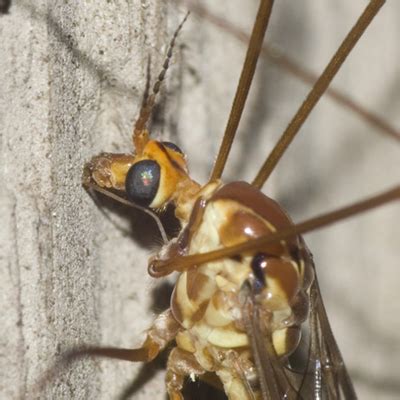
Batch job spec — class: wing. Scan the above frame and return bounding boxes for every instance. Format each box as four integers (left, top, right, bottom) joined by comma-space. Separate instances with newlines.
240, 262, 357, 400
296, 268, 357, 400
240, 282, 303, 400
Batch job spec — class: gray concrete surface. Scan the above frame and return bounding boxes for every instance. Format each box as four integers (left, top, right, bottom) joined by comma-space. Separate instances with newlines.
0, 1, 399, 399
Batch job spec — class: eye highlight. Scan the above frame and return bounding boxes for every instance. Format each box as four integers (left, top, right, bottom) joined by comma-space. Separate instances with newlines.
125, 160, 161, 207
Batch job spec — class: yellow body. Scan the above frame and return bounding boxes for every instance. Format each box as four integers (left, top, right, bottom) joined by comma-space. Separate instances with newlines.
170, 187, 304, 399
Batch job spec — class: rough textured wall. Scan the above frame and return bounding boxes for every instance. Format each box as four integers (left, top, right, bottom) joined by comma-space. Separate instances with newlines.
0, 0, 399, 399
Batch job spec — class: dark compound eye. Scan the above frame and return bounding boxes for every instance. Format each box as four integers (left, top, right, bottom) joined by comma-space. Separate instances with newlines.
161, 141, 184, 155
125, 160, 161, 207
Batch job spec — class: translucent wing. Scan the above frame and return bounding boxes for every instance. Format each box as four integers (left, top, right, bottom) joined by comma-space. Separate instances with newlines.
241, 261, 357, 400
296, 264, 357, 400
240, 282, 304, 400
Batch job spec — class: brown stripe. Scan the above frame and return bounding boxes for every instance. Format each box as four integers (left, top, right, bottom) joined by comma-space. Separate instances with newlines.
156, 142, 186, 174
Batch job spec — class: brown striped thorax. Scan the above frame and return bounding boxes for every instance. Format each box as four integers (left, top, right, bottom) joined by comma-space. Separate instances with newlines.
169, 181, 314, 360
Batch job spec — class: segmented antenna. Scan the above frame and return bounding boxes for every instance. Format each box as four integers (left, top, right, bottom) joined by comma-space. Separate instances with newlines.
141, 54, 152, 110
133, 12, 190, 152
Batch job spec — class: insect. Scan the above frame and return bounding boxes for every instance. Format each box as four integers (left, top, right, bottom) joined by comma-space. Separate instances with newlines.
6, 1, 398, 400
35, 0, 397, 399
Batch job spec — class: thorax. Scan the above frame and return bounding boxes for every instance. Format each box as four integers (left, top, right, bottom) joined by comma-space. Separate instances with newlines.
169, 181, 312, 360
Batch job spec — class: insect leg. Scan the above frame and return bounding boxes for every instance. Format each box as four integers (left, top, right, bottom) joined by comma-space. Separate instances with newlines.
72, 308, 180, 361
148, 185, 399, 275
165, 347, 206, 400
209, 0, 274, 182
180, 0, 400, 142
216, 365, 256, 400
252, 0, 386, 188
85, 182, 169, 243
32, 310, 180, 396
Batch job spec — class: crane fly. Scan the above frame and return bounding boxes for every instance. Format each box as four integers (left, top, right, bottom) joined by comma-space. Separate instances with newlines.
31, 0, 399, 399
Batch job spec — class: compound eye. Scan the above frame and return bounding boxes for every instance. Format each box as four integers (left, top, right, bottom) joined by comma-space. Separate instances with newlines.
125, 160, 161, 207
161, 141, 184, 155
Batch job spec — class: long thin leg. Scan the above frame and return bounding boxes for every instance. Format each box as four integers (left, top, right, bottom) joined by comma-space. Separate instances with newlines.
165, 347, 205, 400
251, 0, 386, 189
68, 309, 180, 362
85, 182, 168, 244
208, 0, 274, 182
148, 185, 399, 276
179, 0, 400, 142
32, 310, 180, 397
